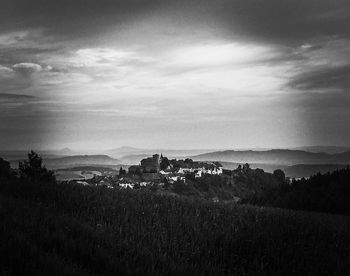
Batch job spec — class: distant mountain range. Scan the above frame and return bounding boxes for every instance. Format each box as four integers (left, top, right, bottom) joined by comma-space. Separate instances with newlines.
191, 149, 350, 166
99, 146, 350, 160
103, 147, 219, 159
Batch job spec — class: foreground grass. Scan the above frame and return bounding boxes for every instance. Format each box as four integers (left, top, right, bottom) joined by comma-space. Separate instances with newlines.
1, 182, 350, 275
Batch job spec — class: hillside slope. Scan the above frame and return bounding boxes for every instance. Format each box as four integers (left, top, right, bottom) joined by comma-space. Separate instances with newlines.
0, 179, 349, 275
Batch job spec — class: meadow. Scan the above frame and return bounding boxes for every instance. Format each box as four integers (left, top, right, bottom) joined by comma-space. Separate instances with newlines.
1, 178, 350, 275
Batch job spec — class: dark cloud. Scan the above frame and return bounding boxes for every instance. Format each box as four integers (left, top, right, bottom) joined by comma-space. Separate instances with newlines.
211, 0, 350, 44
0, 0, 162, 37
288, 65, 350, 91
1, 0, 350, 44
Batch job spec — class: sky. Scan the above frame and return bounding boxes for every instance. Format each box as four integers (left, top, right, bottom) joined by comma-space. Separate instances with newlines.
1, 0, 350, 150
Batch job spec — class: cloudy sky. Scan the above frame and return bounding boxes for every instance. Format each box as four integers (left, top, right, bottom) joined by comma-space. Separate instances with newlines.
1, 0, 350, 150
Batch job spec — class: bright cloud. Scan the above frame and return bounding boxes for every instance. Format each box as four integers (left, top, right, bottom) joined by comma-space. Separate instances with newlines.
45, 41, 288, 103
13, 62, 43, 73
74, 48, 134, 67
169, 43, 275, 67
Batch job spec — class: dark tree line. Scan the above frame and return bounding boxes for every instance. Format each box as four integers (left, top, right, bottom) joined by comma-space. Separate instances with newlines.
0, 151, 55, 183
246, 166, 350, 216
0, 151, 56, 200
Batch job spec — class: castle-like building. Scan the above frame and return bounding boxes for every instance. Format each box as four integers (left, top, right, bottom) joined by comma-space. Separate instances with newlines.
128, 154, 162, 174
140, 154, 161, 173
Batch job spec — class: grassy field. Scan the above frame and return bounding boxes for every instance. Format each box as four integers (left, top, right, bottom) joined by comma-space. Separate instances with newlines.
1, 181, 350, 275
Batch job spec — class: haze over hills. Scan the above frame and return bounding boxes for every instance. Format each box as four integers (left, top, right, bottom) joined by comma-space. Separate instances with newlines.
289, 146, 350, 154
44, 155, 122, 170
118, 154, 151, 165
9, 155, 122, 170
103, 147, 221, 159
192, 150, 350, 177
191, 149, 350, 166
0, 148, 76, 161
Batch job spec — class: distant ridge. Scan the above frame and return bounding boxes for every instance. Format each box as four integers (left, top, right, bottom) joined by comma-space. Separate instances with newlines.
105, 146, 218, 159
57, 147, 74, 155
192, 149, 350, 166
43, 155, 121, 169
289, 146, 350, 154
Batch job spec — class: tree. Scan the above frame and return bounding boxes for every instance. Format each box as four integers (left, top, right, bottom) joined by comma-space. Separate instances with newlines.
185, 172, 196, 181
160, 157, 170, 171
0, 158, 11, 178
184, 158, 193, 164
119, 167, 126, 176
273, 169, 286, 184
19, 151, 55, 183
243, 163, 250, 172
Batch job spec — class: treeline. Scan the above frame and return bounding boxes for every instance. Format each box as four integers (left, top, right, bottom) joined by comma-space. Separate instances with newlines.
0, 151, 56, 201
169, 162, 350, 217
170, 166, 284, 201
245, 166, 350, 216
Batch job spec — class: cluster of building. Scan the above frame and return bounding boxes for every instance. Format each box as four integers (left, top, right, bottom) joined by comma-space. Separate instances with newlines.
125, 154, 223, 188
130, 154, 222, 174
68, 154, 223, 189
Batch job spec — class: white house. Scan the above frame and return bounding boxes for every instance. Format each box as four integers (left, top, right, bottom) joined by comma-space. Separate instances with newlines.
119, 183, 134, 189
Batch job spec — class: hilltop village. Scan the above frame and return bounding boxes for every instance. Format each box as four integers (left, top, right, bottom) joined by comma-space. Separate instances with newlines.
59, 153, 288, 203
67, 154, 223, 189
